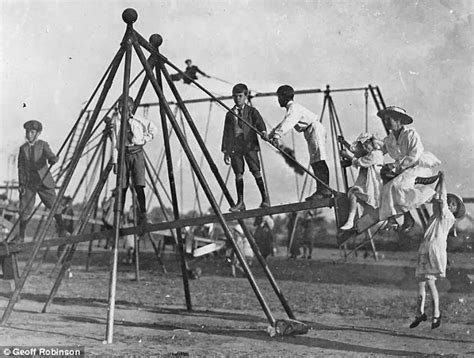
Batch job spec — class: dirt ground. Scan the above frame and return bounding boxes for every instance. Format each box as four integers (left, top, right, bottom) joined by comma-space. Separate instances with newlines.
0, 243, 473, 357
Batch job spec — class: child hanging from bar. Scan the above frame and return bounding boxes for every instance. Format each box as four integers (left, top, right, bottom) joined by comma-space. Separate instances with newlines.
221, 83, 269, 212
339, 133, 384, 230
409, 171, 465, 329
114, 96, 158, 224
16, 120, 66, 243
170, 59, 210, 84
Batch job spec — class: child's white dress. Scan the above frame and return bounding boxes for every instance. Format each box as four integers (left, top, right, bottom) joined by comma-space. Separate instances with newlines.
348, 150, 384, 209
415, 182, 454, 280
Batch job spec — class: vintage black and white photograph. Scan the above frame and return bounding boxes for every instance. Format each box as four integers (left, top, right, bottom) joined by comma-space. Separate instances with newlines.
0, 0, 473, 356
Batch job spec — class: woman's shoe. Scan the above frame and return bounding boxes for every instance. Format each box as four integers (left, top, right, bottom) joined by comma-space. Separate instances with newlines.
409, 313, 427, 328
431, 314, 441, 329
400, 220, 415, 233
340, 220, 354, 231
400, 212, 415, 233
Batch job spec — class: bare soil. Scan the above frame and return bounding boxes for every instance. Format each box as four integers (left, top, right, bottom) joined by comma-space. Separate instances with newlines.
0, 244, 473, 357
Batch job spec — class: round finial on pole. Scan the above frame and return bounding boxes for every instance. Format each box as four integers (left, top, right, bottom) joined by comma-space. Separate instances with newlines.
122, 8, 138, 24
149, 34, 163, 48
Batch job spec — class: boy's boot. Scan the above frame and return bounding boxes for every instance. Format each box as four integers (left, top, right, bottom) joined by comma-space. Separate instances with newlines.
54, 214, 67, 237
55, 214, 67, 258
230, 179, 246, 212
16, 220, 27, 243
306, 160, 331, 200
255, 176, 270, 208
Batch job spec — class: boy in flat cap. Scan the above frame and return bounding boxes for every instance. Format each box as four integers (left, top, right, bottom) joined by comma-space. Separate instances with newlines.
221, 83, 269, 212
17, 120, 66, 242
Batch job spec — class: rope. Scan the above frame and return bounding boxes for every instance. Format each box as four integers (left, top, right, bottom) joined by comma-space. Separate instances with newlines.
364, 88, 369, 133
291, 131, 299, 198
208, 75, 234, 86
328, 107, 341, 192
179, 108, 203, 216
192, 101, 213, 215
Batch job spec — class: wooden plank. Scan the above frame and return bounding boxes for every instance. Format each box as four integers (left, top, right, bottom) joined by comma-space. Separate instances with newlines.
0, 198, 333, 256
193, 242, 226, 257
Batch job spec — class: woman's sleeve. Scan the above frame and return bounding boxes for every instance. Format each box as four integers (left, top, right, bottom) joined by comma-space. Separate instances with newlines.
398, 129, 423, 171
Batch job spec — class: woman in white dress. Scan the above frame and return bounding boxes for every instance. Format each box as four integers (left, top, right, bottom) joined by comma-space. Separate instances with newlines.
410, 172, 465, 329
377, 106, 440, 231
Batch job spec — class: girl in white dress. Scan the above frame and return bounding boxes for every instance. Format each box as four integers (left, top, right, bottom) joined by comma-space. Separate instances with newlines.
410, 172, 465, 329
340, 133, 384, 230
377, 106, 441, 232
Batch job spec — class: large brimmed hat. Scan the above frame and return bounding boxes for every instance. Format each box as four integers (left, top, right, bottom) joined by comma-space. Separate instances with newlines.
23, 120, 43, 131
377, 106, 413, 125
447, 193, 466, 219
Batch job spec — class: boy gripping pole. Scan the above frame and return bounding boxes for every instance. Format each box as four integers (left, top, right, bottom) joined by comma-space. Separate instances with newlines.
17, 120, 66, 242
268, 85, 331, 201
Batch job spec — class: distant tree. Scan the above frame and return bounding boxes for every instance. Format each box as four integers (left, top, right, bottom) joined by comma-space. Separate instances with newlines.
149, 206, 173, 222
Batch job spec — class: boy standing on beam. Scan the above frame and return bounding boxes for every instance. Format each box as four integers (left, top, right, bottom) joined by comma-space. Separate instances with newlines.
268, 85, 331, 200
221, 83, 270, 212
115, 96, 158, 224
17, 120, 66, 242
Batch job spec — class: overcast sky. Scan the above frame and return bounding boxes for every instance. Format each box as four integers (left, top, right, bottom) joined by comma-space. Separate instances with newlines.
0, 0, 472, 214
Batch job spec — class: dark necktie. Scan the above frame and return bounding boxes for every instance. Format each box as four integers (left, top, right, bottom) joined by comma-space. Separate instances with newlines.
237, 107, 243, 128
29, 145, 34, 162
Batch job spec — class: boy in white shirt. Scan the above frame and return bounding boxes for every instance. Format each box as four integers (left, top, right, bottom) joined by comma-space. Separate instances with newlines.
269, 85, 331, 200
114, 96, 158, 224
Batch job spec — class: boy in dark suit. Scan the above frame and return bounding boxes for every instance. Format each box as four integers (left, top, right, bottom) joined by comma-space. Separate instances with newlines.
221, 83, 269, 212
17, 120, 65, 242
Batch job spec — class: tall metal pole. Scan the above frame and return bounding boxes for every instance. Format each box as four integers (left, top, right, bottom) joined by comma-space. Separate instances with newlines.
144, 153, 178, 246
150, 34, 192, 310
105, 15, 134, 343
